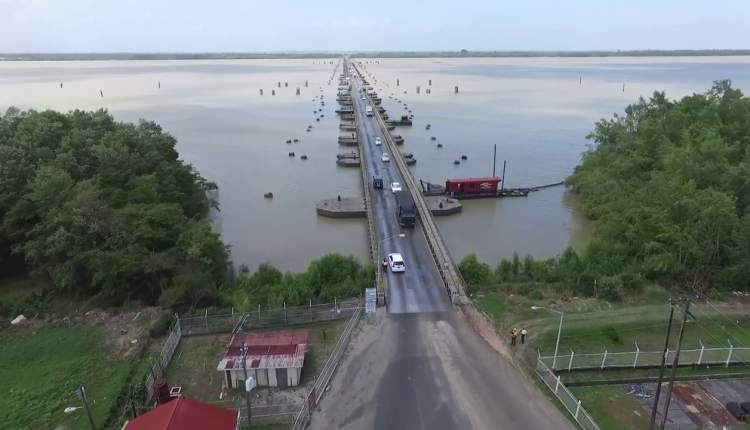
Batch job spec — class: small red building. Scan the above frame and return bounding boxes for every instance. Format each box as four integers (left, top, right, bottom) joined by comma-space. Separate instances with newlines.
217, 331, 308, 389
445, 177, 501, 196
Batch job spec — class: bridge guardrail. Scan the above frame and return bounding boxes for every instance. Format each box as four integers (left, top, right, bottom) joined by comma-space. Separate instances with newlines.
347, 63, 384, 304
353, 62, 466, 303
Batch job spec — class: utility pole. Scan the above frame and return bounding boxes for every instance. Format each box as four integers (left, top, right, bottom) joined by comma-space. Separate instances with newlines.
238, 330, 253, 427
657, 298, 695, 430
76, 387, 97, 430
649, 305, 675, 429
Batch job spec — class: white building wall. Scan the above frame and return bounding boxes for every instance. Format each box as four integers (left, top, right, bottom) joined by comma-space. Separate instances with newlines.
224, 367, 302, 388
268, 368, 278, 387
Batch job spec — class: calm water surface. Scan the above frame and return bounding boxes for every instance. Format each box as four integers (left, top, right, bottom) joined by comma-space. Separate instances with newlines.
1, 57, 749, 270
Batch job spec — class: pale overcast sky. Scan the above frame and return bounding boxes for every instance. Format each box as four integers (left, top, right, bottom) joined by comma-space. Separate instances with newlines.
0, 0, 748, 53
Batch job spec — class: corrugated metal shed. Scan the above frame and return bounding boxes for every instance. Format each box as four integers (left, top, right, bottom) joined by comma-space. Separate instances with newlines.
218, 330, 307, 371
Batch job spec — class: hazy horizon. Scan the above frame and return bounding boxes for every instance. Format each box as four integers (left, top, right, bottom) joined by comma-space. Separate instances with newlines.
2, 0, 749, 53
2, 49, 750, 55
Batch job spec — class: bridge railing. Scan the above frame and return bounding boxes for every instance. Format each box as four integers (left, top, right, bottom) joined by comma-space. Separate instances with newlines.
353, 62, 465, 303
347, 63, 384, 304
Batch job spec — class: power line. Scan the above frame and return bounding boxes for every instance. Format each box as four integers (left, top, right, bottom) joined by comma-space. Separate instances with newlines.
697, 299, 750, 340
650, 297, 695, 430
689, 305, 750, 371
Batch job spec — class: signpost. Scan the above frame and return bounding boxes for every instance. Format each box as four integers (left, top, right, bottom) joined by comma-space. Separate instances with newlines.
365, 288, 377, 314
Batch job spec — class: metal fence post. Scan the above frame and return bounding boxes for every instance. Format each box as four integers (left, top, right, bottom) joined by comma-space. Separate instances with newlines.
698, 341, 704, 366
600, 349, 608, 369
258, 304, 261, 324
574, 399, 582, 419
726, 342, 734, 368
205, 309, 208, 331
284, 302, 288, 325
633, 342, 639, 368
554, 375, 561, 393
309, 299, 313, 322
568, 350, 574, 372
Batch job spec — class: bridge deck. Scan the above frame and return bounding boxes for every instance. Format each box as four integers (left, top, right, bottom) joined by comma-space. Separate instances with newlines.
305, 60, 574, 430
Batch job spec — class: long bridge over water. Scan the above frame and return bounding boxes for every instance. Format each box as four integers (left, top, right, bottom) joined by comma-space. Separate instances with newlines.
300, 59, 575, 430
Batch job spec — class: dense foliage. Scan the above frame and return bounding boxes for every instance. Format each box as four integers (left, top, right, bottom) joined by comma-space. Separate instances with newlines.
0, 108, 375, 314
0, 107, 228, 309
225, 253, 375, 311
460, 80, 750, 301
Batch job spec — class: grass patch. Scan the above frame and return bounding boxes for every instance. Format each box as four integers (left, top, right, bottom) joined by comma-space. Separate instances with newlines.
165, 320, 348, 406
0, 326, 153, 430
569, 386, 650, 430
476, 291, 750, 430
166, 334, 230, 403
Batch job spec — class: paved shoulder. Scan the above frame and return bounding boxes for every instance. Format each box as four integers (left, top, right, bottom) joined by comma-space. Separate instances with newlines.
308, 311, 574, 430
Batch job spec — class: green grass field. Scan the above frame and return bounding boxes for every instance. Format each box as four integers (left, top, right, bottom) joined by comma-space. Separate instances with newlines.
477, 289, 750, 430
477, 289, 750, 360
0, 326, 155, 430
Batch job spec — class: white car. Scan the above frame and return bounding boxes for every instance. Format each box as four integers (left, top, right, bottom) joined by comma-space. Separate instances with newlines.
375, 137, 382, 146
361, 95, 366, 100
388, 253, 406, 273
381, 153, 390, 162
390, 182, 402, 193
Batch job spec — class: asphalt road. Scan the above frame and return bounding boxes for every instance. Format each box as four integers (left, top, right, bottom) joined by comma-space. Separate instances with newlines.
352, 83, 453, 314
306, 66, 574, 430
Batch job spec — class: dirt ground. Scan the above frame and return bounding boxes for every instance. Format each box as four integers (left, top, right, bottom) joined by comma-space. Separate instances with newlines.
629, 380, 750, 430
4, 304, 165, 358
166, 320, 348, 409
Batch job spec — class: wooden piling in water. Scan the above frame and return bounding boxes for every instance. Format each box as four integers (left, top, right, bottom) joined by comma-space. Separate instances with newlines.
454, 86, 459, 93
397, 79, 399, 86
260, 89, 264, 96
429, 79, 432, 86
416, 86, 420, 94
272, 90, 276, 96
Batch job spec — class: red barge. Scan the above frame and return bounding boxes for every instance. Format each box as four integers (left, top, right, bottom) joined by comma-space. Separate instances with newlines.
420, 177, 563, 199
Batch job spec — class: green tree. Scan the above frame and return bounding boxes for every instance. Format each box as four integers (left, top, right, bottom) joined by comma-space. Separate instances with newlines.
459, 80, 750, 299
0, 107, 228, 309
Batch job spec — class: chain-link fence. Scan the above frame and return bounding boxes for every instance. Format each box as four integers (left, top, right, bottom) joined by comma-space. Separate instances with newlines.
140, 300, 354, 406
292, 300, 364, 430
237, 403, 302, 426
536, 358, 601, 430
143, 319, 182, 404
540, 344, 750, 372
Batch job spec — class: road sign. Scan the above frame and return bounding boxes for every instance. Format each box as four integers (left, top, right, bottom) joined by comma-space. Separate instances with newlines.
365, 288, 377, 314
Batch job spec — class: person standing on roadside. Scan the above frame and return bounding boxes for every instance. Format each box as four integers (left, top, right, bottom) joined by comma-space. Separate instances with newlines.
521, 327, 528, 344
510, 328, 518, 346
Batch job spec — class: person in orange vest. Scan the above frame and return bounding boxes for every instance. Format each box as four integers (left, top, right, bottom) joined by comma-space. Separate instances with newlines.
510, 328, 518, 346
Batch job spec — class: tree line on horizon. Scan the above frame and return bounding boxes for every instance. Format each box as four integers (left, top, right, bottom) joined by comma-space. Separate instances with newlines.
2, 49, 750, 61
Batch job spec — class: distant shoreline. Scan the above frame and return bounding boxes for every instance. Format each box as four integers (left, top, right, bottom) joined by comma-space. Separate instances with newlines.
1, 50, 750, 61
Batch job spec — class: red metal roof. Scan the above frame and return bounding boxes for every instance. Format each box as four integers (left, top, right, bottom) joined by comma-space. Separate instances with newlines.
124, 396, 237, 430
447, 177, 501, 183
225, 331, 308, 357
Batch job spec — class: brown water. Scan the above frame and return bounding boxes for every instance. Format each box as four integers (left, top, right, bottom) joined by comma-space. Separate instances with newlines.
2, 57, 748, 270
